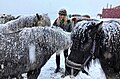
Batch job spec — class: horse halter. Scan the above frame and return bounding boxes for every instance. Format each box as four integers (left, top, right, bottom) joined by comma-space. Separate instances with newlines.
66, 39, 96, 75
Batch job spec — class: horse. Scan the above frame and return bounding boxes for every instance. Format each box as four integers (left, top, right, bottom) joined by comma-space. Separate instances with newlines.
0, 14, 20, 24
0, 13, 51, 79
0, 26, 72, 79
70, 14, 91, 29
0, 13, 51, 33
65, 20, 120, 79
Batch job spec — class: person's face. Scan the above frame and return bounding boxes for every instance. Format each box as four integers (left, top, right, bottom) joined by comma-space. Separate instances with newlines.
59, 14, 66, 20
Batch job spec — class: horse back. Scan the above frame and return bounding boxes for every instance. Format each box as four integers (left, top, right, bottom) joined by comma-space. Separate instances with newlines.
99, 21, 120, 73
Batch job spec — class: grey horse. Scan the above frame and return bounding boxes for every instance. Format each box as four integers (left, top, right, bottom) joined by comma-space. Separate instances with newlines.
0, 14, 20, 24
0, 26, 72, 79
0, 13, 51, 33
0, 13, 51, 79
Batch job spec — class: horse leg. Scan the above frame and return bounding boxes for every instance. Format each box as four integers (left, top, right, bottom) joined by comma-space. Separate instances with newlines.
64, 49, 70, 76
27, 68, 41, 79
64, 49, 68, 69
55, 55, 60, 73
64, 49, 68, 62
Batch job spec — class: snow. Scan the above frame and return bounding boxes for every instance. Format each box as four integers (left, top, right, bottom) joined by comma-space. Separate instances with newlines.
38, 50, 106, 79
28, 43, 36, 63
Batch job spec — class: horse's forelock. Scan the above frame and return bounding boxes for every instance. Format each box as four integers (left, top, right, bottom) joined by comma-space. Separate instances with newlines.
75, 21, 96, 32
72, 21, 97, 41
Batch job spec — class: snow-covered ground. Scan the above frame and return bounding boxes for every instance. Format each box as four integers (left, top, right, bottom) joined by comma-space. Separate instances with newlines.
38, 50, 106, 79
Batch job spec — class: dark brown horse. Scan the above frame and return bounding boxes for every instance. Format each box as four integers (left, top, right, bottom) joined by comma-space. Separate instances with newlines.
65, 20, 120, 79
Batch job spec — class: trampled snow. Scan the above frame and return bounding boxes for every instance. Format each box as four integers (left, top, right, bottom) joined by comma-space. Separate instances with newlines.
38, 50, 106, 79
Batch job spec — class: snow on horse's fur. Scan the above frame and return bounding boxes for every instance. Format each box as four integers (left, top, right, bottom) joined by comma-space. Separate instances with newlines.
0, 26, 72, 78
65, 20, 120, 79
0, 14, 51, 78
0, 13, 51, 33
0, 14, 20, 24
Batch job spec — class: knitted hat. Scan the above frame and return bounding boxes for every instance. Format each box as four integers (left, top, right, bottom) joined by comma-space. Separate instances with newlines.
58, 9, 67, 16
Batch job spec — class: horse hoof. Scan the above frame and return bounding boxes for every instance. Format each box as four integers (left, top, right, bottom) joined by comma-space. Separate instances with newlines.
54, 68, 61, 73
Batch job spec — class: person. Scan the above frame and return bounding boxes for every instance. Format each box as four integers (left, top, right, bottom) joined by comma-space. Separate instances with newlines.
53, 9, 72, 73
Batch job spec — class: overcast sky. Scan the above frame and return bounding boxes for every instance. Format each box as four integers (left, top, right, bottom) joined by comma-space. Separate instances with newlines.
0, 0, 120, 19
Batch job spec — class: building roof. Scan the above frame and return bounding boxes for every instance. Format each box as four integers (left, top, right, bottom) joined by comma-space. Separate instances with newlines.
102, 5, 120, 18
114, 5, 120, 9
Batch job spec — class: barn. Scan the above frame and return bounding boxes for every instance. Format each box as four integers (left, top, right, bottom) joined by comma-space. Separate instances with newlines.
102, 5, 120, 18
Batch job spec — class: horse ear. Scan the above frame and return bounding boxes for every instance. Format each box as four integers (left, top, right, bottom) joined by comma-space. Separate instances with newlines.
93, 21, 103, 31
96, 21, 103, 27
96, 21, 103, 31
36, 13, 42, 20
15, 15, 21, 19
90, 21, 103, 36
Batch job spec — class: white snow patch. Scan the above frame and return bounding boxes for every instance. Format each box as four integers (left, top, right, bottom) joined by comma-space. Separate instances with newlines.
28, 43, 36, 63
1, 64, 4, 69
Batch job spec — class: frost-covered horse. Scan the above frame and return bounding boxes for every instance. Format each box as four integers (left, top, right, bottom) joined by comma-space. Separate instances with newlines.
0, 14, 20, 24
0, 26, 72, 79
0, 13, 51, 33
65, 20, 120, 79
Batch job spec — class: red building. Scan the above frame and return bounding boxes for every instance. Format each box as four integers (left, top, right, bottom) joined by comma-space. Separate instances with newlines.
102, 5, 120, 18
